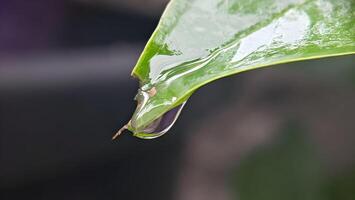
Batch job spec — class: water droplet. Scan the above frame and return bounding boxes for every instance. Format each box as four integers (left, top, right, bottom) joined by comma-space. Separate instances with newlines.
133, 102, 186, 139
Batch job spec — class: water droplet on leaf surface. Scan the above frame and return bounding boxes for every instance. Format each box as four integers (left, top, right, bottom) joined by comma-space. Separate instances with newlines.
113, 102, 186, 140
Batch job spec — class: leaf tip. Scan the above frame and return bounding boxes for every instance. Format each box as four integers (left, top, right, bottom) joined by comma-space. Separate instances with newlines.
112, 122, 130, 140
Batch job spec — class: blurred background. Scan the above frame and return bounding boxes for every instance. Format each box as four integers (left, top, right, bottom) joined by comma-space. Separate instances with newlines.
0, 0, 354, 200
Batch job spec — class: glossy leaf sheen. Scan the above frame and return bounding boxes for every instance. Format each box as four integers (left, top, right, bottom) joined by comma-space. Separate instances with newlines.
125, 0, 355, 139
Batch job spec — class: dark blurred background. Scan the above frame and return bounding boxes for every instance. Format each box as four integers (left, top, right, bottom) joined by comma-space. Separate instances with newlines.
0, 1, 354, 200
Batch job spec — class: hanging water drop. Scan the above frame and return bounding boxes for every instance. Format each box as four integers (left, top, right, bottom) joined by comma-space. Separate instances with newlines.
113, 102, 186, 140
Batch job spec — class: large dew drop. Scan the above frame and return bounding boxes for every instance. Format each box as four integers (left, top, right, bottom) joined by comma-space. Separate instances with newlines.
135, 102, 186, 139
113, 102, 186, 140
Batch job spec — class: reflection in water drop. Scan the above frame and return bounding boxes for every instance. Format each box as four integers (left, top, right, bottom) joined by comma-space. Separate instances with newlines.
112, 102, 186, 140
133, 102, 186, 139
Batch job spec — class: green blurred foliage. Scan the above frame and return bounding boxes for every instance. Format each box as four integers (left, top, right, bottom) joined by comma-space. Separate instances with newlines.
230, 121, 355, 200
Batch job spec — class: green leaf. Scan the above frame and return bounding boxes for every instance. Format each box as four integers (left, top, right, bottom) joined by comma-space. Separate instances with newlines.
116, 0, 355, 139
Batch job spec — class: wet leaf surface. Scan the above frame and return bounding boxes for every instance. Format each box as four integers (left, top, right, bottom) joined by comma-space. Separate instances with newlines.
120, 0, 355, 138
